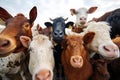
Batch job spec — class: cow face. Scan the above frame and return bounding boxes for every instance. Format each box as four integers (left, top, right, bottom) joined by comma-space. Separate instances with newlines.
62, 32, 95, 68
70, 6, 97, 26
44, 17, 68, 44
0, 6, 37, 56
20, 33, 54, 80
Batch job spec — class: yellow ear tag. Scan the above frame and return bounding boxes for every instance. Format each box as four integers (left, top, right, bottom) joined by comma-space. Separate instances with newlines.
53, 41, 57, 46
68, 25, 72, 29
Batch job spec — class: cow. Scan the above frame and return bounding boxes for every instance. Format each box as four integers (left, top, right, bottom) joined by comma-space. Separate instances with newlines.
44, 17, 71, 79
20, 26, 55, 80
90, 54, 110, 80
0, 6, 37, 80
91, 8, 120, 39
65, 21, 120, 60
70, 6, 97, 33
61, 32, 95, 80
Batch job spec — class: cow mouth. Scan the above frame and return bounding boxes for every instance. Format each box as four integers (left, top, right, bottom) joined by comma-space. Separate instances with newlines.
35, 70, 51, 80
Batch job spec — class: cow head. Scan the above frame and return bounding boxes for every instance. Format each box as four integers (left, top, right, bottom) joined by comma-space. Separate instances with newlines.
62, 32, 95, 68
70, 6, 97, 27
20, 29, 54, 80
0, 6, 37, 56
44, 17, 68, 44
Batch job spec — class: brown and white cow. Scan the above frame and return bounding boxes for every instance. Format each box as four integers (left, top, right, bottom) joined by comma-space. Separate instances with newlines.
61, 32, 95, 80
0, 6, 37, 80
70, 6, 97, 28
20, 26, 55, 80
90, 54, 110, 80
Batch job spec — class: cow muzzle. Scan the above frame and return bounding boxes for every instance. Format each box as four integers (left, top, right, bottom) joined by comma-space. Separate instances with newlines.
35, 69, 51, 80
0, 36, 16, 55
70, 55, 83, 68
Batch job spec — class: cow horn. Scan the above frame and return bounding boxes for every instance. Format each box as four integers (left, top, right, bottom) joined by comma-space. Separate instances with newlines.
64, 17, 68, 21
50, 18, 54, 21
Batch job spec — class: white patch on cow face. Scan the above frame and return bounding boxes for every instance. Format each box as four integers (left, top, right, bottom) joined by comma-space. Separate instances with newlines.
84, 21, 120, 60
28, 34, 54, 80
76, 8, 88, 26
98, 41, 120, 60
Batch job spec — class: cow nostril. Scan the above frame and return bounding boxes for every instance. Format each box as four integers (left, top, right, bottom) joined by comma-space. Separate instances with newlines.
59, 32, 63, 35
103, 46, 110, 51
0, 40, 10, 48
72, 57, 81, 63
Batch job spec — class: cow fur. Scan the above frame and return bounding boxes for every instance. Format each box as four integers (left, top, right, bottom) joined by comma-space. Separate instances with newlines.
62, 32, 95, 80
20, 27, 55, 80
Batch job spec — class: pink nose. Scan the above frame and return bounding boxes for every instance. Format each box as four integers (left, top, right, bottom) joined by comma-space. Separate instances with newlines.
80, 17, 86, 25
70, 55, 83, 68
103, 45, 119, 58
35, 69, 51, 80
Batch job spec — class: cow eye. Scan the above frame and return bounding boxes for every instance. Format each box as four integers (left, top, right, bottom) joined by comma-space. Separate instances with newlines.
23, 22, 30, 30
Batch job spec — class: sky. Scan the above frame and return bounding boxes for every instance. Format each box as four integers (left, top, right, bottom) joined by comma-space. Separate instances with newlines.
0, 0, 120, 28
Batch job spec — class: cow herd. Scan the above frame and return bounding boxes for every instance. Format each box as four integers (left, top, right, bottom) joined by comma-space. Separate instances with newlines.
0, 6, 120, 80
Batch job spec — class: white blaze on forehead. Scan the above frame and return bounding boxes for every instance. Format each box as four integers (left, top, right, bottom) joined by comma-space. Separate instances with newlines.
28, 34, 54, 79
76, 8, 88, 18
76, 8, 88, 24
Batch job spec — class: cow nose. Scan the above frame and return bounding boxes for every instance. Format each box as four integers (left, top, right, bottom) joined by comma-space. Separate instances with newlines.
70, 55, 83, 68
103, 45, 119, 58
0, 39, 10, 49
80, 17, 86, 25
53, 30, 64, 37
35, 69, 51, 80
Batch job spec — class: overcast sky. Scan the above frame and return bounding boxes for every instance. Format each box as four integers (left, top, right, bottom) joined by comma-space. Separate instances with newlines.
0, 0, 120, 28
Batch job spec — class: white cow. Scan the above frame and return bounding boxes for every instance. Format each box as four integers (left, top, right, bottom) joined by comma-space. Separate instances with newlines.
20, 27, 55, 80
65, 21, 119, 60
70, 6, 97, 28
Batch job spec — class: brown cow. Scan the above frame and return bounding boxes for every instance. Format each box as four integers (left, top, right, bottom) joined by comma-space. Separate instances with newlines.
0, 6, 37, 56
0, 6, 37, 80
90, 54, 110, 80
91, 11, 112, 22
61, 32, 95, 80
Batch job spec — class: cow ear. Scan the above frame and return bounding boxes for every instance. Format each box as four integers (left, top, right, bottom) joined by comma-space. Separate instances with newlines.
36, 24, 43, 31
83, 32, 95, 45
20, 36, 31, 48
65, 21, 74, 28
70, 9, 77, 16
29, 6, 37, 24
87, 6, 98, 14
44, 22, 53, 28
0, 7, 13, 21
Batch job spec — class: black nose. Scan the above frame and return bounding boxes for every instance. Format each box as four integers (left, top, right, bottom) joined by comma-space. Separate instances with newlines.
53, 30, 64, 37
